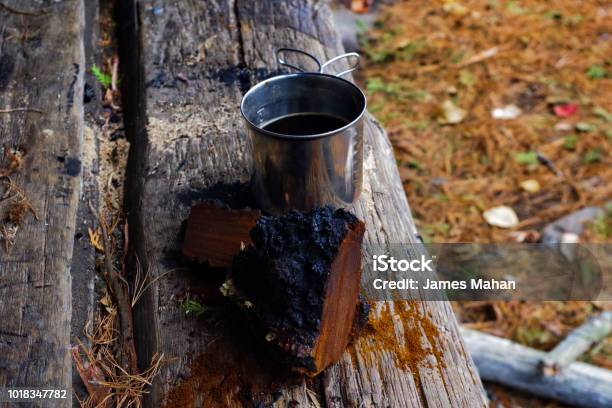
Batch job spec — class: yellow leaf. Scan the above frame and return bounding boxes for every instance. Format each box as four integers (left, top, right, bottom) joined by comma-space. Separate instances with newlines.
88, 227, 104, 252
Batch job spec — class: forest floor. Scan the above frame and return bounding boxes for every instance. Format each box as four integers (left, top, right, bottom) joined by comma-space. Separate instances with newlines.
356, 0, 610, 405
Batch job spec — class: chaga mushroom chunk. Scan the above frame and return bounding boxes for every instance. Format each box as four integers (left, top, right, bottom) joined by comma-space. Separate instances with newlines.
231, 206, 366, 376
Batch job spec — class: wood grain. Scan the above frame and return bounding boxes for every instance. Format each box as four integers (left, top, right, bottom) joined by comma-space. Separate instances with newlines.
0, 0, 84, 402
120, 0, 487, 406
182, 203, 261, 267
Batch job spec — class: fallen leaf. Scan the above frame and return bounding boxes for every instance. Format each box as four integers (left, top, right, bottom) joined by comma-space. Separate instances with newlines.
439, 100, 467, 124
582, 148, 602, 164
576, 122, 595, 132
509, 230, 541, 243
88, 227, 104, 252
457, 46, 499, 67
553, 103, 578, 117
458, 69, 476, 87
514, 151, 539, 166
593, 106, 612, 122
554, 122, 573, 131
491, 104, 522, 120
586, 64, 606, 79
563, 135, 577, 150
351, 0, 371, 13
560, 232, 579, 243
519, 179, 540, 193
483, 206, 519, 228
442, 1, 468, 16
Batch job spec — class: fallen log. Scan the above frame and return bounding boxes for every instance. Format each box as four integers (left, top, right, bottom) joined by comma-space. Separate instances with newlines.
461, 327, 612, 408
0, 0, 84, 396
229, 206, 367, 376
120, 0, 487, 405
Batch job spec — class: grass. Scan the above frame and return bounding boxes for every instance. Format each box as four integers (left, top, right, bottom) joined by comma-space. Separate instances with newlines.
91, 64, 112, 88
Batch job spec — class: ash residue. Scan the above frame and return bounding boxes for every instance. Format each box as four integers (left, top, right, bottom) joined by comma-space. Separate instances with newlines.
231, 206, 360, 371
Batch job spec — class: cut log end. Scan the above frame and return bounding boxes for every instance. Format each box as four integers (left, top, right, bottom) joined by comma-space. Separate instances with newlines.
182, 202, 261, 267
231, 206, 367, 376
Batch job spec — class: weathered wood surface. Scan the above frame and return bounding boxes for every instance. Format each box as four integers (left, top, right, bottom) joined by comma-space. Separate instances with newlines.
121, 0, 487, 406
462, 327, 612, 408
0, 0, 84, 401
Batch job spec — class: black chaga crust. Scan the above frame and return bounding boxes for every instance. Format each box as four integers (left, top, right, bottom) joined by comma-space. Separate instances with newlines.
231, 206, 362, 373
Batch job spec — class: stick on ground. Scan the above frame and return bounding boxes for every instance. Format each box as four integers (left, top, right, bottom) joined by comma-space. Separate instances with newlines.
539, 311, 612, 376
461, 327, 612, 408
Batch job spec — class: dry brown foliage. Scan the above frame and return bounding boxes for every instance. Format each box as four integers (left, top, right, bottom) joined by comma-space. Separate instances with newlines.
361, 0, 611, 371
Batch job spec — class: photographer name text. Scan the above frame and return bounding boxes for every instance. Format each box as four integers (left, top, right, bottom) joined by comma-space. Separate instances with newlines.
371, 254, 516, 291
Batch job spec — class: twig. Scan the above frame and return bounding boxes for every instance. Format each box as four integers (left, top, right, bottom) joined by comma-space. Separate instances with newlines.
416, 46, 501, 74
71, 344, 110, 407
111, 57, 119, 92
88, 201, 139, 377
461, 327, 612, 407
100, 218, 139, 376
456, 46, 499, 68
0, 2, 48, 16
0, 177, 39, 220
0, 107, 44, 113
130, 253, 173, 307
537, 151, 563, 178
539, 311, 612, 376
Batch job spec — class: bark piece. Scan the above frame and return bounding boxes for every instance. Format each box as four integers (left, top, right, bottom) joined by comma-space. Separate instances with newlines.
182, 202, 262, 267
231, 206, 366, 376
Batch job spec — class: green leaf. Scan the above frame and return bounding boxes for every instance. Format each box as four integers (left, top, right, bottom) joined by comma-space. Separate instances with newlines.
514, 151, 539, 165
355, 19, 368, 33
563, 135, 577, 150
576, 122, 595, 132
593, 106, 612, 122
565, 15, 584, 26
434, 193, 449, 202
586, 65, 606, 79
458, 70, 476, 88
542, 10, 562, 20
368, 49, 393, 64
398, 40, 426, 61
181, 300, 207, 317
366, 77, 387, 93
582, 149, 602, 164
407, 159, 423, 171
91, 64, 112, 88
421, 222, 451, 238
506, 1, 526, 15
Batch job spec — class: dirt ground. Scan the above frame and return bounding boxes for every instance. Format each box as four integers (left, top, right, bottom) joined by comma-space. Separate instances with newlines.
357, 0, 610, 405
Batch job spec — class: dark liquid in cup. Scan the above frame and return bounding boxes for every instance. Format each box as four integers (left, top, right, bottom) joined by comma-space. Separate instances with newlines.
262, 113, 349, 136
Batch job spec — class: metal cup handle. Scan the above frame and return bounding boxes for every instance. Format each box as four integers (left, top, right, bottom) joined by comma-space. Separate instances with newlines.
276, 48, 322, 73
276, 48, 360, 77
321, 53, 360, 77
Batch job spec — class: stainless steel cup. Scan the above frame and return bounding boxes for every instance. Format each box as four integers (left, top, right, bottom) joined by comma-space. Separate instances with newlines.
240, 49, 367, 213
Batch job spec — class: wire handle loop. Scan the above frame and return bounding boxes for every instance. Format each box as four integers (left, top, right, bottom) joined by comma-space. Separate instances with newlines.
321, 52, 360, 77
276, 48, 322, 73
276, 48, 360, 77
